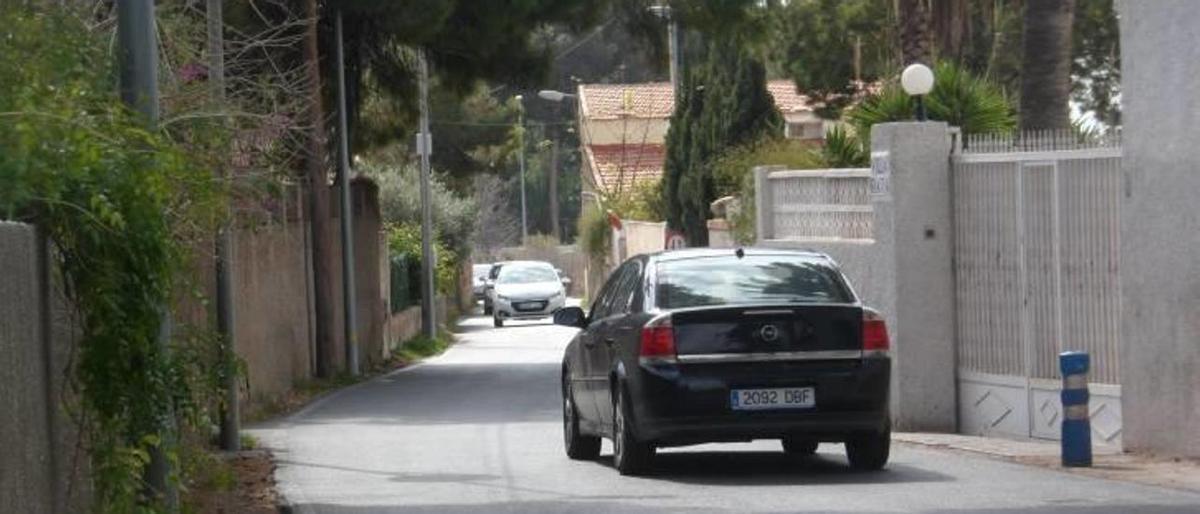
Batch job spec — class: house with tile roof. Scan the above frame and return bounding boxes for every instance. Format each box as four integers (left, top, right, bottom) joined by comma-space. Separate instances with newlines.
576, 80, 831, 204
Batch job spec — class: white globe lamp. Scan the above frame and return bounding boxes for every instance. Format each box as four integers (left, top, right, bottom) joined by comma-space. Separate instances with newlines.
900, 63, 935, 121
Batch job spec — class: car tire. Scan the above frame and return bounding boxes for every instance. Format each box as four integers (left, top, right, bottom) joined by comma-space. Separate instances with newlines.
493, 314, 504, 328
845, 429, 890, 470
563, 373, 600, 460
781, 437, 819, 456
612, 388, 654, 476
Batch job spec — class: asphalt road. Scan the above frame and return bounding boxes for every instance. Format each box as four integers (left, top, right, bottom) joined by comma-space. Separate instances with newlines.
253, 312, 1200, 514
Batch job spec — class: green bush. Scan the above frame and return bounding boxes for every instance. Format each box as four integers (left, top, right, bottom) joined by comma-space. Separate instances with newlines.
604, 179, 667, 222
710, 138, 825, 244
387, 223, 457, 296
576, 204, 612, 264
0, 10, 223, 512
821, 124, 870, 168
848, 61, 1016, 146
363, 154, 477, 258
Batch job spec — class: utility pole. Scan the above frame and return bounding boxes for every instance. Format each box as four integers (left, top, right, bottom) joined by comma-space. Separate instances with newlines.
417, 49, 437, 338
116, 0, 177, 509
668, 13, 683, 98
207, 0, 239, 453
516, 97, 528, 245
549, 138, 560, 241
334, 9, 359, 376
303, 0, 336, 379
651, 4, 684, 99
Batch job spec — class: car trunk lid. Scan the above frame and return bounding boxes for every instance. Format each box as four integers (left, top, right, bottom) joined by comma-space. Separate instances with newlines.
669, 304, 864, 359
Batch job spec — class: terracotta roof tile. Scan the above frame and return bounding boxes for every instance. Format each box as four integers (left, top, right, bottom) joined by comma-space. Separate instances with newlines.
579, 80, 813, 120
586, 143, 666, 192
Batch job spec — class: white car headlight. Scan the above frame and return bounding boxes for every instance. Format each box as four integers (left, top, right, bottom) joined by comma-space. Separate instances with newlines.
498, 294, 511, 301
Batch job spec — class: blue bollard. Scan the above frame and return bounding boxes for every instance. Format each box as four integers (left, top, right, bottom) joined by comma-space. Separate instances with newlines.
1060, 351, 1092, 467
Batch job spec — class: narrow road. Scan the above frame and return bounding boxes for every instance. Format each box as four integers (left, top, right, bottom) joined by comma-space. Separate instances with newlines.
253, 312, 1200, 514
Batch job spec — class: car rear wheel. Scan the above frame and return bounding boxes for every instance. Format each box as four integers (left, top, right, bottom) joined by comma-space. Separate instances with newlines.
845, 429, 890, 470
781, 436, 819, 456
493, 314, 504, 328
612, 388, 654, 476
563, 374, 600, 460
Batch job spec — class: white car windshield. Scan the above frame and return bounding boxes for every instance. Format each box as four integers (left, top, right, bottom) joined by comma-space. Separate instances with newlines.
497, 266, 558, 285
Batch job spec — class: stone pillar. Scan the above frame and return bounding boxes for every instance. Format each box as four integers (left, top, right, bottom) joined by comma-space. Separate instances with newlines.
1118, 1, 1200, 457
753, 165, 784, 242
870, 122, 957, 432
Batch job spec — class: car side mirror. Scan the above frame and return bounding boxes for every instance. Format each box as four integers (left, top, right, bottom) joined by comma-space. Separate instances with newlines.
553, 307, 587, 329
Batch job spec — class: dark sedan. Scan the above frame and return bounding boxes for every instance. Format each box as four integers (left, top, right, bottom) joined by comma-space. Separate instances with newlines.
555, 248, 891, 475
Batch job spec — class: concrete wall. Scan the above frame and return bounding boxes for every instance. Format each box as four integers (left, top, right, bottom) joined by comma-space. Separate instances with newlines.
872, 123, 957, 432
622, 220, 666, 258
756, 123, 958, 432
582, 117, 668, 146
332, 178, 387, 368
0, 222, 89, 513
707, 219, 734, 248
1118, 1, 1200, 457
230, 223, 314, 401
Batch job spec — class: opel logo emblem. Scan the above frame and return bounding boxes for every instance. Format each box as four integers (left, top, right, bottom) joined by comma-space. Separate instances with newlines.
759, 324, 780, 342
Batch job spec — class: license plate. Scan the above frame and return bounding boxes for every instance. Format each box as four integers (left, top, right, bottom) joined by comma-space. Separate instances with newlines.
516, 301, 544, 310
730, 387, 815, 410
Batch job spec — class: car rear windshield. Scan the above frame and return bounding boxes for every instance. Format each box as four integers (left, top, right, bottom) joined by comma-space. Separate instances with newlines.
655, 255, 852, 309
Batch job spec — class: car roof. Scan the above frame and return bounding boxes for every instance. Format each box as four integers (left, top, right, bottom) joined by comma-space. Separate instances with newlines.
643, 247, 832, 263
496, 260, 554, 268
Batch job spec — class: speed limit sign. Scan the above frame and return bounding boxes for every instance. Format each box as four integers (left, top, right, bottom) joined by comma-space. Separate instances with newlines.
665, 230, 687, 250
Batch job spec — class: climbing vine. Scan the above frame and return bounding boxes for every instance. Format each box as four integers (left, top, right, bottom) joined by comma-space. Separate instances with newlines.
1, 9, 224, 512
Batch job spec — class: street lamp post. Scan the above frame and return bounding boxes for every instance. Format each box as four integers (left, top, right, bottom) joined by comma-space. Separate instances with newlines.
537, 89, 579, 242
901, 63, 935, 121
648, 4, 683, 99
515, 95, 528, 245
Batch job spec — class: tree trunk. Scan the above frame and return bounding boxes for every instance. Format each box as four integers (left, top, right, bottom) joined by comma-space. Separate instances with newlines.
898, 0, 931, 64
303, 0, 337, 378
549, 139, 560, 242
1020, 0, 1075, 131
932, 0, 970, 61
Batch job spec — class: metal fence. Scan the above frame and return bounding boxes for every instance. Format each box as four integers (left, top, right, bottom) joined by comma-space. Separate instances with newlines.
758, 168, 873, 241
953, 130, 1122, 385
389, 255, 420, 314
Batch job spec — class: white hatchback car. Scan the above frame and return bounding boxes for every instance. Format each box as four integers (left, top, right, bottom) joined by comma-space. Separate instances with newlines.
491, 261, 567, 327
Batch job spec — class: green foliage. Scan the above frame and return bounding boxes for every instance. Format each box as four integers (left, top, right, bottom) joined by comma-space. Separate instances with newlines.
1072, 0, 1121, 127
712, 138, 824, 199
576, 204, 612, 263
821, 125, 870, 168
770, 0, 893, 118
708, 138, 825, 245
0, 10, 223, 512
386, 223, 457, 295
605, 179, 666, 222
848, 61, 1016, 146
363, 152, 477, 258
664, 40, 782, 246
396, 332, 452, 363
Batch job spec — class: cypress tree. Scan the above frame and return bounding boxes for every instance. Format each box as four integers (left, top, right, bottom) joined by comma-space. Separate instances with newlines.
664, 40, 782, 246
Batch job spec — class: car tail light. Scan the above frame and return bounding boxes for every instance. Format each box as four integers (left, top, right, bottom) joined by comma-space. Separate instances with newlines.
862, 309, 889, 356
639, 315, 676, 362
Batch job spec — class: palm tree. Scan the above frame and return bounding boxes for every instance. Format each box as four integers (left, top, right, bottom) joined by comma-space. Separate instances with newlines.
1019, 0, 1076, 131
898, 0, 931, 64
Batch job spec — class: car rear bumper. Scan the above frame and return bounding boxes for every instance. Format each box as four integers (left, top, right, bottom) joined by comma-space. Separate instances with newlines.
628, 358, 891, 445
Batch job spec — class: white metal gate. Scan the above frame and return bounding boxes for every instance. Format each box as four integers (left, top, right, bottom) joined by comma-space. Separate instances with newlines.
952, 131, 1123, 445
